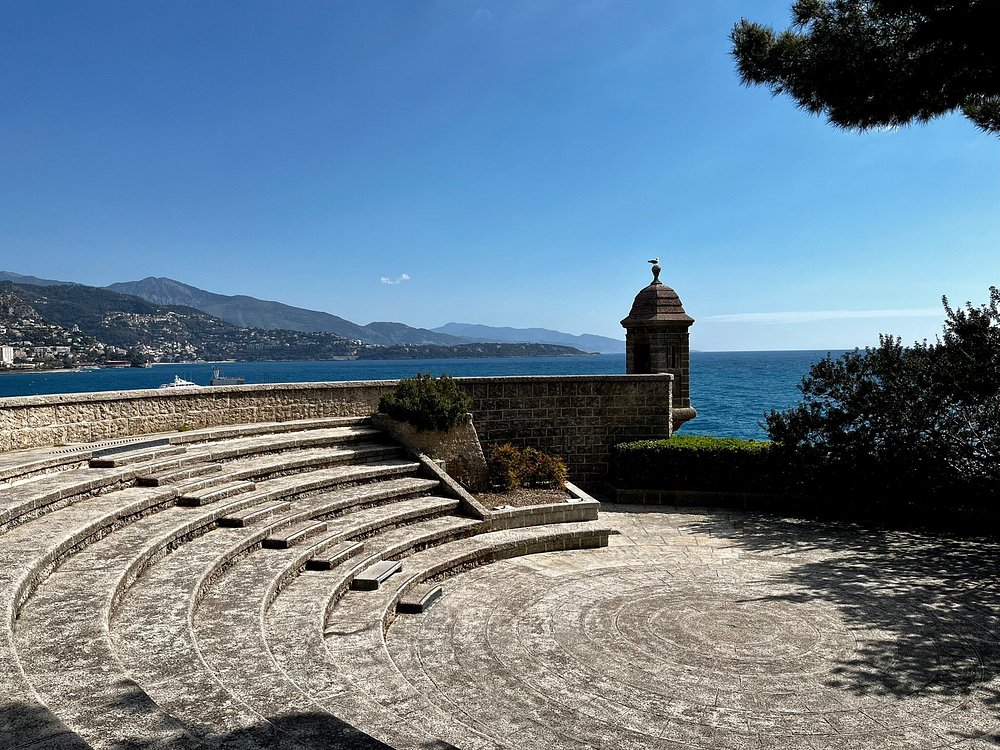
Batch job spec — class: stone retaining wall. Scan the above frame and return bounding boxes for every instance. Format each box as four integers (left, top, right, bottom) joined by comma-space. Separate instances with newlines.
0, 374, 672, 487
460, 374, 673, 487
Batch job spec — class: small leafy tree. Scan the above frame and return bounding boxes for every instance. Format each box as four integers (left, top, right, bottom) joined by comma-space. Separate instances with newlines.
378, 373, 473, 432
766, 287, 1000, 508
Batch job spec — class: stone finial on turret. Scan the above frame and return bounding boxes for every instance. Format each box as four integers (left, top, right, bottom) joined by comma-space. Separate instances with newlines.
648, 258, 661, 284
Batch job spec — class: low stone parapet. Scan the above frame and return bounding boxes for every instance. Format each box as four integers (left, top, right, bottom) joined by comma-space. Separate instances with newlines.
0, 373, 672, 488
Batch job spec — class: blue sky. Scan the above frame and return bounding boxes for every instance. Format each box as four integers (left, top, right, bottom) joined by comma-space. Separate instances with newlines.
2, 1, 997, 351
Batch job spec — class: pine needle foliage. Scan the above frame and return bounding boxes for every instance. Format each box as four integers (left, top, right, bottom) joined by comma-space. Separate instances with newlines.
732, 1, 1000, 134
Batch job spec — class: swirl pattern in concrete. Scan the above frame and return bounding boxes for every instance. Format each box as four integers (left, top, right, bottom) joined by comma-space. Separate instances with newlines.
388, 506, 1000, 749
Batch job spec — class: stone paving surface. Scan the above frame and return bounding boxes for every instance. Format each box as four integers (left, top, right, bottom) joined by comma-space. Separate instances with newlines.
387, 505, 1000, 749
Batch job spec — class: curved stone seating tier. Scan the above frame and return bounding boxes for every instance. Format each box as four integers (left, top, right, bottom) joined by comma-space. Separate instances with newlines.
248, 522, 606, 749
0, 417, 378, 484
0, 417, 611, 749
0, 423, 388, 533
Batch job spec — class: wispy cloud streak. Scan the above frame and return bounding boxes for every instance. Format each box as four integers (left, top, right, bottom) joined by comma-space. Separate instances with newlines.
379, 273, 411, 285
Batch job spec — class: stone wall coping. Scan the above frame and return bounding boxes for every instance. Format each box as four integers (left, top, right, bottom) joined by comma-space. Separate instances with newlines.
0, 380, 399, 409
453, 373, 672, 384
0, 373, 671, 410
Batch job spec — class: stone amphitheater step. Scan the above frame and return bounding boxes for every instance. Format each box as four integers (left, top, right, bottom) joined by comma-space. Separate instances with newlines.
395, 583, 444, 614
0, 447, 399, 535
0, 462, 173, 533
351, 559, 403, 591
265, 521, 577, 749
88, 443, 187, 468
0, 434, 176, 485
0, 440, 331, 532
170, 424, 387, 464
88, 425, 387, 488
15, 466, 440, 749
0, 427, 395, 531
134, 438, 397, 488
167, 416, 372, 445
311, 523, 613, 750
263, 519, 330, 549
139, 460, 224, 486
220, 499, 293, 528
109, 497, 465, 749
164, 459, 426, 521
305, 540, 365, 571
0, 448, 91, 485
192, 509, 483, 750
177, 479, 258, 507
0, 483, 185, 748
160, 446, 412, 499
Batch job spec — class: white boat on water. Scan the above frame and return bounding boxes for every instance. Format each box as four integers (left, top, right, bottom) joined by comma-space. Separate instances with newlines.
159, 375, 201, 389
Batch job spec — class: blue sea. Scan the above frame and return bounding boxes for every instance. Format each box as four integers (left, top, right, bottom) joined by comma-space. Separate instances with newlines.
0, 351, 847, 441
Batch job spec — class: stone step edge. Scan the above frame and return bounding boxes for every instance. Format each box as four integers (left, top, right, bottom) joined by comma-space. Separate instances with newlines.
89, 445, 188, 469
235, 496, 469, 615
305, 540, 365, 571
133, 440, 399, 488
190, 428, 390, 463
219, 500, 293, 528
137, 463, 223, 487
485, 497, 602, 531
0, 451, 93, 485
0, 441, 407, 532
177, 480, 258, 507
351, 560, 403, 591
167, 416, 373, 445
170, 458, 422, 505
396, 584, 444, 614
317, 511, 483, 624
381, 523, 613, 631
262, 520, 330, 549
9, 485, 183, 623
109, 480, 446, 620
0, 464, 178, 533
1, 433, 176, 484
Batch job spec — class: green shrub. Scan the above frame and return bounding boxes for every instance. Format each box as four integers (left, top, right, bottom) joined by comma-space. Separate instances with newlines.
378, 373, 473, 432
488, 443, 568, 491
611, 435, 776, 492
766, 287, 1000, 509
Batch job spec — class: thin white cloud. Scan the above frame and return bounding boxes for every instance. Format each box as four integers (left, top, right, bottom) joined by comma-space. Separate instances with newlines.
379, 273, 411, 286
704, 308, 942, 324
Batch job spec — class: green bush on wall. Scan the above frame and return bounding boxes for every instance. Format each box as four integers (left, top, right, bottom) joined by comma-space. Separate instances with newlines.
378, 373, 474, 432
611, 435, 776, 493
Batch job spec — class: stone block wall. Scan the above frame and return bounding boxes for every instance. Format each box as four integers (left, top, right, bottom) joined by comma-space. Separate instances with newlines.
460, 374, 672, 488
0, 374, 672, 487
0, 381, 396, 452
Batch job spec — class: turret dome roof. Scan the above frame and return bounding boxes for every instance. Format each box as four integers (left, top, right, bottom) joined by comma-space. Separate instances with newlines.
621, 267, 693, 327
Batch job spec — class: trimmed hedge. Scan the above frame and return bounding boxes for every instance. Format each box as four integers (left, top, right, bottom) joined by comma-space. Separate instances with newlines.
378, 373, 473, 432
610, 435, 778, 493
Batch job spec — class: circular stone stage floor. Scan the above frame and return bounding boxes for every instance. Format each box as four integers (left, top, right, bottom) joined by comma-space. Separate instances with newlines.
388, 505, 1000, 749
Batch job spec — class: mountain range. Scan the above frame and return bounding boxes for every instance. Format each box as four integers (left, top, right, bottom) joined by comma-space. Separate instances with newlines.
0, 272, 625, 353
